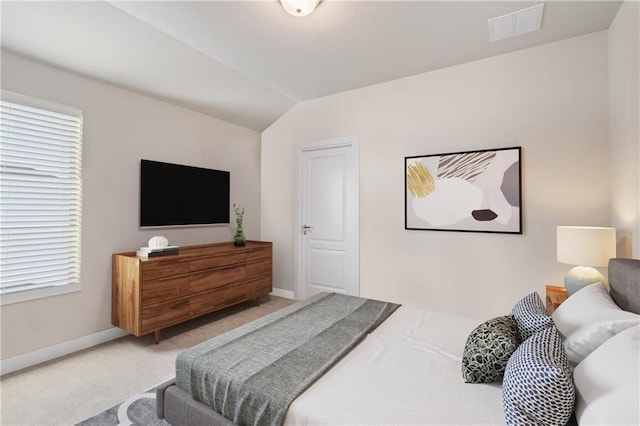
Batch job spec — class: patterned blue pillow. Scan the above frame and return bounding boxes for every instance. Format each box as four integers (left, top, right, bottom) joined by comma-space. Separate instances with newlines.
502, 325, 575, 426
512, 292, 553, 341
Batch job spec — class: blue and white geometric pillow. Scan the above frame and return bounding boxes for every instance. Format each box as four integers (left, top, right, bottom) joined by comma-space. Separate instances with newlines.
502, 325, 575, 426
512, 292, 554, 342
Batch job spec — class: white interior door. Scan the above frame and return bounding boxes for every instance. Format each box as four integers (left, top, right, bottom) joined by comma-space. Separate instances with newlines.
296, 138, 359, 300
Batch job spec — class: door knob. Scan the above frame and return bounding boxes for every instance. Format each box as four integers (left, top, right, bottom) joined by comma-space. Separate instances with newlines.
302, 225, 313, 235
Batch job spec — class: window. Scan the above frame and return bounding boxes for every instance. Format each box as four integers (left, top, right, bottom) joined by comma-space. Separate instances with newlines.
0, 91, 83, 305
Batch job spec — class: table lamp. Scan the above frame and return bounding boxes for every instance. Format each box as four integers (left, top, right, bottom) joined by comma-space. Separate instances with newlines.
556, 226, 616, 295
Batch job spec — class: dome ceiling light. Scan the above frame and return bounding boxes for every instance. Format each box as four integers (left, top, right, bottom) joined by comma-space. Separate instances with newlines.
279, 0, 321, 17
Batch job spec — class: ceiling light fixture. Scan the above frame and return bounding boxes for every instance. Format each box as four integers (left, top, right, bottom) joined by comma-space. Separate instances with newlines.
279, 0, 321, 17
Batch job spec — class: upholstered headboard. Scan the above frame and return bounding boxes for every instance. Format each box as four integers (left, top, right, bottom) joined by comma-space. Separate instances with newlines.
608, 258, 640, 314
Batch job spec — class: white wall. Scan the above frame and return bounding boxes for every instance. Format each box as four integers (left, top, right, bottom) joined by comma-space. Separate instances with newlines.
262, 32, 611, 319
1, 51, 261, 359
609, 1, 640, 259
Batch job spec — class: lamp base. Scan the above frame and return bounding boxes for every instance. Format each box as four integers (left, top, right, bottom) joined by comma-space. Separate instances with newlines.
563, 266, 606, 295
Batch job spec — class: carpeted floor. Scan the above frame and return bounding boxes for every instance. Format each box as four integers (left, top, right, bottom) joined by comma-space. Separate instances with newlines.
1, 296, 295, 426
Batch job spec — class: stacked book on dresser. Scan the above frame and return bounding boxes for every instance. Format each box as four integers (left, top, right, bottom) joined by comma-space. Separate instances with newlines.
136, 236, 179, 258
136, 245, 180, 258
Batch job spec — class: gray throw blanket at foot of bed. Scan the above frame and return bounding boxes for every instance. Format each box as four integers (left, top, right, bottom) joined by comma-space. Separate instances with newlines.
175, 292, 400, 426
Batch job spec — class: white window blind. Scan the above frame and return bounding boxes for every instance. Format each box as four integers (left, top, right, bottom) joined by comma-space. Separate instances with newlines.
0, 91, 83, 300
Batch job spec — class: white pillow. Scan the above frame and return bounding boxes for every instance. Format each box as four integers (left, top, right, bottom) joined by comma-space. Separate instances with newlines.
551, 282, 639, 363
573, 324, 640, 425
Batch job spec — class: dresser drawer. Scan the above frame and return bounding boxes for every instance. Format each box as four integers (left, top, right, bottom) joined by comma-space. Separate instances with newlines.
190, 283, 248, 318
142, 275, 189, 306
142, 259, 189, 281
246, 259, 271, 277
141, 298, 189, 334
246, 247, 271, 262
247, 276, 272, 298
190, 265, 246, 294
190, 252, 246, 272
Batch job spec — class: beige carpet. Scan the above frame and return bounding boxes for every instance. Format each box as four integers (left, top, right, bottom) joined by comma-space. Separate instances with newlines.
0, 296, 295, 426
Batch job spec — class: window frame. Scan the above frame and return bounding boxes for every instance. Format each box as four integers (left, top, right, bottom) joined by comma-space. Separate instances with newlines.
0, 91, 83, 306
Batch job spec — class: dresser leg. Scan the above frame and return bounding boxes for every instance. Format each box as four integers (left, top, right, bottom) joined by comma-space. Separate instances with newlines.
256, 296, 261, 306
154, 330, 161, 344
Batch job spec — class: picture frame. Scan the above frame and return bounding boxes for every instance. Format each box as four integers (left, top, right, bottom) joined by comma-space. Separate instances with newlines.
405, 146, 522, 234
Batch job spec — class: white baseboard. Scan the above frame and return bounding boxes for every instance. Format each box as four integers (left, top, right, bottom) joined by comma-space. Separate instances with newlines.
270, 287, 295, 300
1, 327, 129, 376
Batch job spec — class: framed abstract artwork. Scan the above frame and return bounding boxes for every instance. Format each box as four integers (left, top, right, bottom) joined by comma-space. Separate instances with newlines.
405, 146, 522, 234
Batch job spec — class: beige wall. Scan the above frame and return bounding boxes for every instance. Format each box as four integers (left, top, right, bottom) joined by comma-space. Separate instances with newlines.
262, 32, 611, 319
0, 51, 261, 359
609, 1, 640, 259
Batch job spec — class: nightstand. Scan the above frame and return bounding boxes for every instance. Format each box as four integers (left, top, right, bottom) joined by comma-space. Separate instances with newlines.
546, 285, 568, 315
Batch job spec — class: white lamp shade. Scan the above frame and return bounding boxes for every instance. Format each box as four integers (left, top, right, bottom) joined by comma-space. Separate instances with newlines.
557, 226, 616, 267
279, 0, 320, 17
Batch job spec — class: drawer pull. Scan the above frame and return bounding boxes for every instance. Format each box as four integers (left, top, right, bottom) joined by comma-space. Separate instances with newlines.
158, 274, 187, 283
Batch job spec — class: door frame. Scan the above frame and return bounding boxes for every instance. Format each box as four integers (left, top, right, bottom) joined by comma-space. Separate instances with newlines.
294, 136, 359, 300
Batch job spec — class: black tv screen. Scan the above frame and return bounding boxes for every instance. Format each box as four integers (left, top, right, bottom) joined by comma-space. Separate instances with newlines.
140, 159, 230, 227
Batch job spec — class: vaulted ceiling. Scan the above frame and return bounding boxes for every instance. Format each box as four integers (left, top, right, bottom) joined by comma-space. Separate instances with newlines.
1, 1, 622, 131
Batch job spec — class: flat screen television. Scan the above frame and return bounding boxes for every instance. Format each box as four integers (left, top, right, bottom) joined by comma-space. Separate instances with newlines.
140, 159, 230, 228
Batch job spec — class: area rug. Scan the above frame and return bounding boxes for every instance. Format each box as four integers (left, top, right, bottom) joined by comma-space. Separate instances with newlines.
76, 387, 169, 426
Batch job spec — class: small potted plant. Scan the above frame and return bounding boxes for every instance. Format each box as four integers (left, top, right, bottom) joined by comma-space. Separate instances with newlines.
233, 204, 246, 246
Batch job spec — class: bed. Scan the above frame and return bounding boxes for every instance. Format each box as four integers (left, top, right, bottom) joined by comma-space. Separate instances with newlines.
157, 258, 639, 425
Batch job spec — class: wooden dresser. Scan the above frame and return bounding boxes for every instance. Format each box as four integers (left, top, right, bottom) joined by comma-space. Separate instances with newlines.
112, 241, 272, 342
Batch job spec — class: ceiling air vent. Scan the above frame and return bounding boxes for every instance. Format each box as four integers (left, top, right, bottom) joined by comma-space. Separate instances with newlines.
488, 3, 544, 42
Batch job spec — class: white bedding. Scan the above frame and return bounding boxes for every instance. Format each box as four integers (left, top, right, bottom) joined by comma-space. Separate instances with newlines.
284, 306, 505, 425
